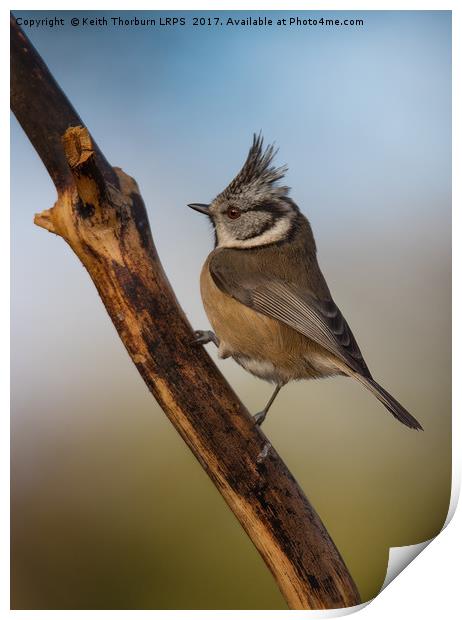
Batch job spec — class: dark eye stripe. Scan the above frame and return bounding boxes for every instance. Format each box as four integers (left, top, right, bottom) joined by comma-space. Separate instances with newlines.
248, 203, 288, 215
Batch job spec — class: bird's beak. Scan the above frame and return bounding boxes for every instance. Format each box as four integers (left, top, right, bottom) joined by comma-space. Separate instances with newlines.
188, 203, 211, 216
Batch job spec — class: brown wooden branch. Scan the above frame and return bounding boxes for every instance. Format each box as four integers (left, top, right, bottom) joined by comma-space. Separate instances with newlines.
10, 14, 361, 610
10, 15, 116, 190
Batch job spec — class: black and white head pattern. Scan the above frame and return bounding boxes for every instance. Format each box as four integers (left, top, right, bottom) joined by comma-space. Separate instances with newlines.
210, 134, 299, 249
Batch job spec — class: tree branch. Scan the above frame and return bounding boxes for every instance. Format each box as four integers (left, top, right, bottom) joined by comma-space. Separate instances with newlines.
10, 14, 116, 190
10, 14, 361, 610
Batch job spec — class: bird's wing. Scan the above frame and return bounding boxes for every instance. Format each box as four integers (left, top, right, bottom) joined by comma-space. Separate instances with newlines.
209, 251, 371, 378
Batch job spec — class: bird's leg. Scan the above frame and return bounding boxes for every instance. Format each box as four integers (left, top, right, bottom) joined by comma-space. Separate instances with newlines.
192, 330, 219, 347
254, 384, 283, 426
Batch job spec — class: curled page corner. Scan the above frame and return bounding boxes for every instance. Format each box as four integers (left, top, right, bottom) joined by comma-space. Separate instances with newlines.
380, 538, 433, 593
299, 472, 460, 617
380, 474, 460, 595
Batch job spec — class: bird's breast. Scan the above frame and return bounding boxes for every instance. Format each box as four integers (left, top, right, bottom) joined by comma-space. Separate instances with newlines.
199, 256, 340, 383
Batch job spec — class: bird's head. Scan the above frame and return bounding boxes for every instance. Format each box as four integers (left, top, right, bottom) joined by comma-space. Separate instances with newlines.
188, 134, 299, 249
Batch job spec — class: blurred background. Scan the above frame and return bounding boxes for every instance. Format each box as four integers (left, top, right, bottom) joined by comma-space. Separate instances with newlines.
11, 10, 451, 610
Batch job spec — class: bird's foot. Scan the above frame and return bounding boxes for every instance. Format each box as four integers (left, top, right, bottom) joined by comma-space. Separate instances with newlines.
253, 410, 268, 426
192, 330, 219, 347
253, 385, 283, 426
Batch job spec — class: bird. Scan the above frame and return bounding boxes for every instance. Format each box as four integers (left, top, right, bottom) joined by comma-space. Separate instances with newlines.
188, 134, 422, 430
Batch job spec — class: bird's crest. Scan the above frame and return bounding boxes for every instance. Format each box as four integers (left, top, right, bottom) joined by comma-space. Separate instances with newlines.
218, 134, 289, 202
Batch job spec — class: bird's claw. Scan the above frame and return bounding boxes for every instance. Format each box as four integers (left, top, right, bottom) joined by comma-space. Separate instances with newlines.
192, 330, 219, 347
253, 411, 267, 426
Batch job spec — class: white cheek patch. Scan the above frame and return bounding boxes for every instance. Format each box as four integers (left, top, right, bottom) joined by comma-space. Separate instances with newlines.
215, 221, 238, 247
217, 212, 296, 249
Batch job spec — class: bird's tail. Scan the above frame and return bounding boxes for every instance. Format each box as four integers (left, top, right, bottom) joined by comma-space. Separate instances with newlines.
354, 374, 423, 430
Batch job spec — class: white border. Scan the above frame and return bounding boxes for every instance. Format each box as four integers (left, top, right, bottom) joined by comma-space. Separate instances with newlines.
4, 1, 459, 618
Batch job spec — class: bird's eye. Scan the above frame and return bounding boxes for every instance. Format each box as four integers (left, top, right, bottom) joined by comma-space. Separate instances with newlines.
226, 206, 241, 220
